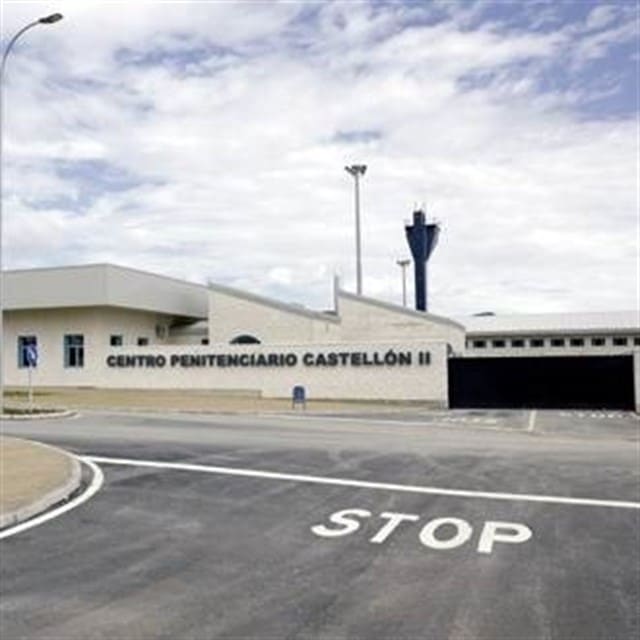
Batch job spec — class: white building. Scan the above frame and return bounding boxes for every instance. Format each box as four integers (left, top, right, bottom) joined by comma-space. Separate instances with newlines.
2, 263, 638, 408
462, 311, 639, 356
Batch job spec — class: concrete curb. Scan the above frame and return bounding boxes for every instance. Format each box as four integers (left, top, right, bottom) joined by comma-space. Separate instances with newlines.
1, 410, 77, 421
0, 440, 82, 530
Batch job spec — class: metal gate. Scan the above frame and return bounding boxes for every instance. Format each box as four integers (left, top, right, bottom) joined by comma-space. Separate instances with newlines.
448, 355, 635, 410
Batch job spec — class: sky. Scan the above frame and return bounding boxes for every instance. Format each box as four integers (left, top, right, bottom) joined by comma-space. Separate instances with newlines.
1, 0, 638, 316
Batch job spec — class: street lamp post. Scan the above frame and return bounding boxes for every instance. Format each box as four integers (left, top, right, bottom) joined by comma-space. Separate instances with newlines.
396, 258, 410, 307
0, 13, 63, 415
344, 164, 366, 296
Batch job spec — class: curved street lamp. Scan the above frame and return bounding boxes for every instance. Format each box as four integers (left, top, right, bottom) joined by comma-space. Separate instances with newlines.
0, 13, 64, 415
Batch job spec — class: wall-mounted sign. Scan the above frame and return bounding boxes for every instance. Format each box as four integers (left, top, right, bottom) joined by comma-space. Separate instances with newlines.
106, 349, 432, 370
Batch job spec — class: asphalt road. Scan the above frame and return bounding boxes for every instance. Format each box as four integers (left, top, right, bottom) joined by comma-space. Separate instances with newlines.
1, 409, 639, 639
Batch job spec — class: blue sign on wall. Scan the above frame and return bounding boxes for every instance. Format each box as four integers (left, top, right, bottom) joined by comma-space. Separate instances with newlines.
25, 344, 38, 368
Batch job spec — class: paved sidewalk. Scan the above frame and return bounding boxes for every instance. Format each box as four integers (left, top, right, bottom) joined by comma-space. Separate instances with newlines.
0, 436, 81, 530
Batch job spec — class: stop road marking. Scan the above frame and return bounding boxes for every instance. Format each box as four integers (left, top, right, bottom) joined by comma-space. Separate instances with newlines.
311, 508, 532, 554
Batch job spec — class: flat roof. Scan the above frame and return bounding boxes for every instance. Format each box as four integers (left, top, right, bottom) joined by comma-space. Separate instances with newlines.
459, 311, 639, 336
3, 264, 208, 320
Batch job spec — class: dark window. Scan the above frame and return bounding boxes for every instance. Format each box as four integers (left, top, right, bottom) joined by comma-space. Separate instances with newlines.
591, 337, 606, 346
137, 337, 149, 346
230, 334, 261, 345
64, 334, 84, 368
570, 338, 585, 347
551, 338, 565, 347
110, 335, 123, 347
530, 338, 544, 348
612, 337, 628, 346
511, 339, 525, 348
472, 340, 486, 349
491, 340, 506, 348
17, 335, 37, 368
634, 337, 640, 346
201, 338, 209, 345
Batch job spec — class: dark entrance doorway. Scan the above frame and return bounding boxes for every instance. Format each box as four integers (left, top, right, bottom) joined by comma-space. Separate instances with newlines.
448, 355, 635, 410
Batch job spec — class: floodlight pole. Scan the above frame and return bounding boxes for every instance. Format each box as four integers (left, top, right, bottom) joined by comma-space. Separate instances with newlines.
0, 13, 63, 415
344, 164, 366, 295
396, 258, 410, 307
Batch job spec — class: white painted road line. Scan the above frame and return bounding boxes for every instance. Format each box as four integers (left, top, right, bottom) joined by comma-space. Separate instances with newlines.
270, 413, 520, 433
85, 455, 640, 511
0, 458, 104, 541
527, 410, 537, 432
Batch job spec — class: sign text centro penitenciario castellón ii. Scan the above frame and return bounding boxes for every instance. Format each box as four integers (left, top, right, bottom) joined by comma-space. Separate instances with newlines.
106, 349, 432, 370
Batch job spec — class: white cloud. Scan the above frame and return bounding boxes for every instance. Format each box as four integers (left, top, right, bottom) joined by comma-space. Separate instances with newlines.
1, 0, 637, 316
572, 18, 637, 64
585, 5, 620, 31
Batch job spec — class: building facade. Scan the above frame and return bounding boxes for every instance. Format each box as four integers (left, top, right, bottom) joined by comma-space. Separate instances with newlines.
2, 264, 638, 408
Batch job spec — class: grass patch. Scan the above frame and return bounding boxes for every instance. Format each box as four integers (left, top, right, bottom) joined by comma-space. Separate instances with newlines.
2, 407, 62, 416
5, 390, 54, 398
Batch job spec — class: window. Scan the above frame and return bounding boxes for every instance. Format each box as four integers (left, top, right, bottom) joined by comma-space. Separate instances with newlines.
17, 335, 37, 368
530, 338, 544, 348
550, 338, 565, 347
491, 339, 506, 348
201, 338, 209, 345
472, 340, 486, 349
110, 335, 123, 347
230, 334, 261, 345
570, 338, 584, 347
137, 337, 149, 346
612, 337, 628, 347
591, 337, 606, 347
634, 337, 640, 346
511, 339, 525, 348
64, 334, 84, 368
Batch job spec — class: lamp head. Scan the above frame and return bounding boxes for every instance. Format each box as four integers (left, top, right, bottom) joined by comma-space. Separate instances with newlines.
345, 164, 367, 177
39, 13, 63, 24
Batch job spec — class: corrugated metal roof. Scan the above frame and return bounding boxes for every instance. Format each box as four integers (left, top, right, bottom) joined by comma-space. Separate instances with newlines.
458, 310, 640, 335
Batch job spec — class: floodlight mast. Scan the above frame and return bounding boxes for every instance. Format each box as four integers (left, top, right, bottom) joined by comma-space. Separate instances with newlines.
0, 13, 64, 415
396, 258, 410, 307
344, 164, 367, 295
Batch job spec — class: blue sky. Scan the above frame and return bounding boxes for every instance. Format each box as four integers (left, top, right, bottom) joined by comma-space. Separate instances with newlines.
1, 0, 637, 315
